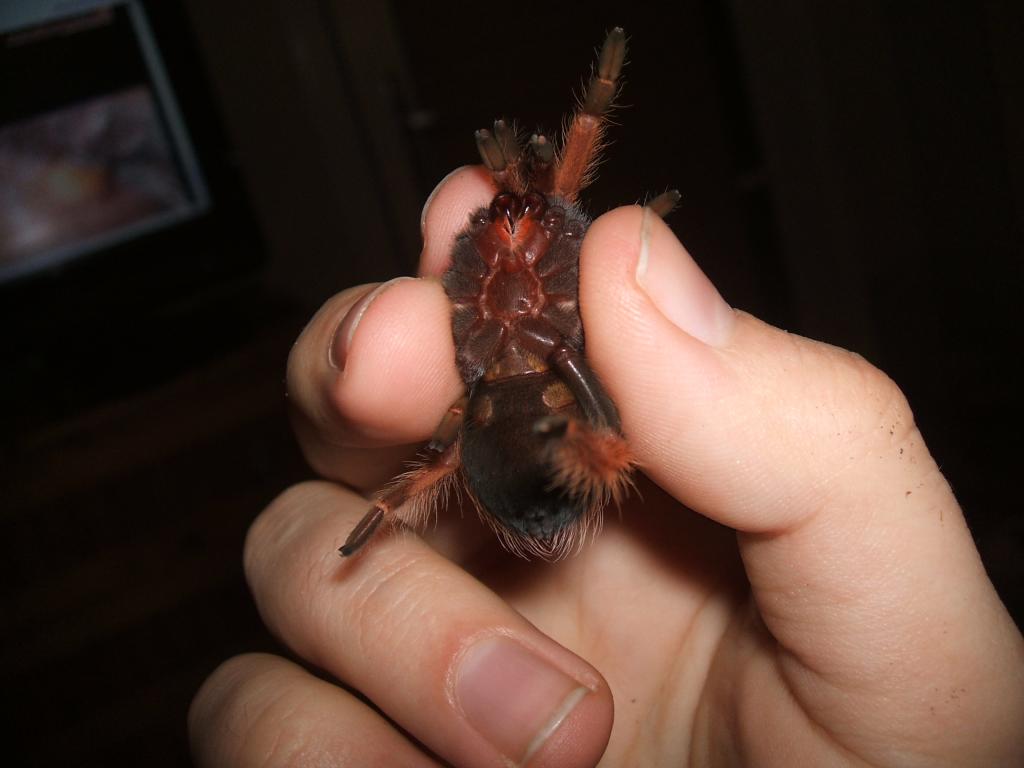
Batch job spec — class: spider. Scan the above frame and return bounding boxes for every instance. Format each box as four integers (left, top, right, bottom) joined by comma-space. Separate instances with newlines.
340, 27, 678, 560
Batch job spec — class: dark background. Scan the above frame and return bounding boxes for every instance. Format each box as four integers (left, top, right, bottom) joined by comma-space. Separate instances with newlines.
2, 1, 1021, 765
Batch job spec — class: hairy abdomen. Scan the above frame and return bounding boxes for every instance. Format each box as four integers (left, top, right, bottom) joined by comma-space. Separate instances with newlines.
461, 372, 585, 548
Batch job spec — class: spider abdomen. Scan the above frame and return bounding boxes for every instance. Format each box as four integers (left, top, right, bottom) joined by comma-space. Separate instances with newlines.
461, 371, 588, 555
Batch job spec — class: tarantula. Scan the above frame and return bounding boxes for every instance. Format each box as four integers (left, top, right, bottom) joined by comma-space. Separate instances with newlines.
340, 28, 677, 559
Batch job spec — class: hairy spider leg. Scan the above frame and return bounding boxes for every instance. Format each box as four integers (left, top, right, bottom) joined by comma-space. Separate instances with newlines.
540, 345, 634, 511
342, 29, 674, 558
552, 27, 626, 201
474, 29, 624, 200
339, 399, 466, 557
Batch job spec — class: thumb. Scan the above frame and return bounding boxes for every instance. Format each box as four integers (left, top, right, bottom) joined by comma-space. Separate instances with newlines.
580, 206, 1024, 757
581, 204, 901, 533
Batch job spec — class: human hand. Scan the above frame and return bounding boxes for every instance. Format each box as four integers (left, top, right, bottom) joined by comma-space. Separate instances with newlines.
189, 166, 1024, 767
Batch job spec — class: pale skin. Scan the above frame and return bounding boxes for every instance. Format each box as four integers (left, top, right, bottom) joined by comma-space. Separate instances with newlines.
189, 166, 1024, 767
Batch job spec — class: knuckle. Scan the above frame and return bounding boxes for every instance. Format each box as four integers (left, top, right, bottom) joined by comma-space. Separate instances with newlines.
836, 347, 916, 441
806, 344, 925, 488
766, 330, 921, 461
780, 332, 916, 441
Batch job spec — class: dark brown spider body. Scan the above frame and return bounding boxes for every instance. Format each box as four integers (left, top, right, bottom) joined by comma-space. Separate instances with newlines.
445, 192, 590, 546
340, 28, 678, 559
462, 370, 585, 542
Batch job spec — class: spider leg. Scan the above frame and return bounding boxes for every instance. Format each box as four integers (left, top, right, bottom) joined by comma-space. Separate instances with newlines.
516, 322, 635, 510
550, 345, 622, 432
476, 120, 528, 194
427, 394, 468, 452
552, 27, 626, 201
339, 397, 466, 557
647, 189, 682, 218
515, 315, 622, 434
528, 132, 555, 194
493, 120, 521, 167
535, 410, 635, 510
475, 127, 504, 170
545, 344, 635, 499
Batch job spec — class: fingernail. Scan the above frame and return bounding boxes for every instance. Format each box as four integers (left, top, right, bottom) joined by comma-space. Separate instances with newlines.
328, 278, 414, 370
455, 636, 590, 766
634, 205, 735, 347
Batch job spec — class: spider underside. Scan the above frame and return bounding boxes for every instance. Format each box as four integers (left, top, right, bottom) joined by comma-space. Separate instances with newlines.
340, 27, 678, 560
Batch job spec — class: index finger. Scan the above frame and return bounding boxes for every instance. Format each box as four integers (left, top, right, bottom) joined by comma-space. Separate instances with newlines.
287, 167, 494, 489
